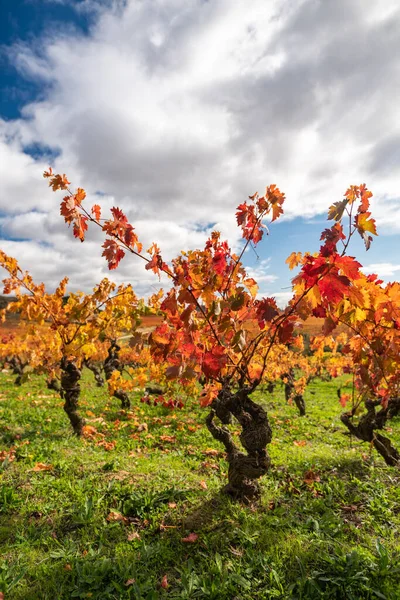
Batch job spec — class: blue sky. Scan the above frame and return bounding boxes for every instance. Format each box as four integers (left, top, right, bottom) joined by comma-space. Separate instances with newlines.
1, 0, 400, 304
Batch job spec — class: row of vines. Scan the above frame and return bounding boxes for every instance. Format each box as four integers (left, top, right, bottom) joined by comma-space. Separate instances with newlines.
0, 174, 399, 500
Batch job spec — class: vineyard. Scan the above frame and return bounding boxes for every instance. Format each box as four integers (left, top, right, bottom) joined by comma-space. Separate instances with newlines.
0, 174, 400, 598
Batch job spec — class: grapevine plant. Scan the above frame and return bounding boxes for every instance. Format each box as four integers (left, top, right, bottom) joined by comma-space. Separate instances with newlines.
38, 169, 400, 497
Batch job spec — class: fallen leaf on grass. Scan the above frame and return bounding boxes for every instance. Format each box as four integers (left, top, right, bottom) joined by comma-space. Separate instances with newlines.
82, 425, 99, 438
159, 435, 176, 443
201, 461, 219, 471
97, 440, 116, 451
199, 480, 208, 490
168, 502, 177, 509
161, 575, 169, 589
0, 448, 15, 462
127, 531, 141, 541
107, 511, 128, 524
293, 440, 307, 447
125, 579, 136, 586
303, 469, 321, 485
64, 564, 72, 571
30, 463, 53, 472
181, 532, 199, 543
204, 448, 219, 456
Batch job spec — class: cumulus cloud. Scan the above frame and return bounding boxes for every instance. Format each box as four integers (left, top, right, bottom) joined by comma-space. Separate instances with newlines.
362, 263, 400, 278
1, 0, 400, 295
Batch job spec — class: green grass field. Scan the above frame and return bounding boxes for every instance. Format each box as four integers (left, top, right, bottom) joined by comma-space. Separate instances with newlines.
0, 371, 399, 599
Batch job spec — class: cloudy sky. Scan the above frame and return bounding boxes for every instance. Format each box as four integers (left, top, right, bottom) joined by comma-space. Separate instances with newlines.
1, 0, 399, 305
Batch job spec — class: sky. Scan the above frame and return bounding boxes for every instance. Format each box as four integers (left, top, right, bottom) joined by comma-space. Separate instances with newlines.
0, 0, 399, 306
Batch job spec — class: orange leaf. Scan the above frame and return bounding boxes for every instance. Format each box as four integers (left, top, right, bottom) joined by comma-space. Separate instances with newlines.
286, 251, 303, 270
199, 480, 208, 490
91, 204, 101, 220
181, 532, 199, 543
107, 511, 127, 523
30, 462, 53, 472
82, 425, 98, 438
356, 212, 377, 235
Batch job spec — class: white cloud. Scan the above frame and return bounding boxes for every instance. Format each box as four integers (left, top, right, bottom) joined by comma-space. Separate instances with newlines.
1, 0, 400, 295
362, 263, 400, 278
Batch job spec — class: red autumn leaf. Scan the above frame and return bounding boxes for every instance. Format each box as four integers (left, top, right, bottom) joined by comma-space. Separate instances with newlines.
322, 316, 337, 336
312, 306, 327, 318
277, 321, 294, 344
236, 202, 248, 226
161, 575, 169, 589
102, 239, 125, 270
202, 346, 227, 379
181, 532, 199, 543
160, 291, 178, 315
212, 249, 227, 275
336, 255, 362, 280
255, 297, 279, 326
318, 273, 350, 303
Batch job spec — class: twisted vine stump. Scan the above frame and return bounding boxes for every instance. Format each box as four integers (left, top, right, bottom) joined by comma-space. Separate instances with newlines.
84, 359, 104, 387
60, 358, 84, 436
282, 369, 306, 416
206, 388, 272, 500
104, 342, 130, 409
341, 398, 400, 466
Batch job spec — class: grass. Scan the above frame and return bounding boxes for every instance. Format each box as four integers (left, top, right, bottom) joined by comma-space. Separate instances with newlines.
0, 370, 399, 599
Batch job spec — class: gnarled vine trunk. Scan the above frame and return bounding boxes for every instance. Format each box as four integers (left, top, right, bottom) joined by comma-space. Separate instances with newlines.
84, 358, 104, 387
206, 387, 272, 500
104, 342, 130, 409
341, 398, 400, 466
60, 358, 84, 436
